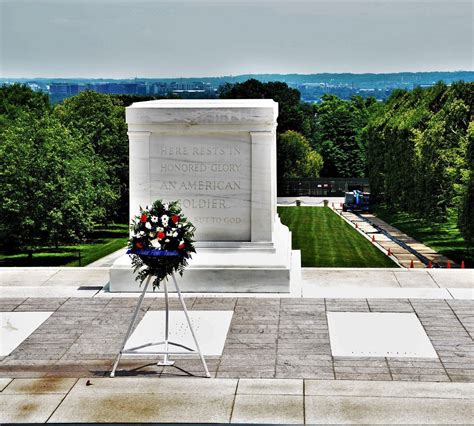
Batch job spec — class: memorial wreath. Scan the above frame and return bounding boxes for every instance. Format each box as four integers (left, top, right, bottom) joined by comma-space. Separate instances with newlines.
127, 200, 196, 288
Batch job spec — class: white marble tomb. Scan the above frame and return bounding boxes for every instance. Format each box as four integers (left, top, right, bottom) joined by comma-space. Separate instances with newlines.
109, 99, 299, 292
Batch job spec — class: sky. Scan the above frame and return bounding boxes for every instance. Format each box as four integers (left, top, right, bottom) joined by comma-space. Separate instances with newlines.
0, 0, 472, 78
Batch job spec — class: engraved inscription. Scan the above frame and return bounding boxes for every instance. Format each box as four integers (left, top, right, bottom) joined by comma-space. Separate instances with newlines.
149, 134, 251, 241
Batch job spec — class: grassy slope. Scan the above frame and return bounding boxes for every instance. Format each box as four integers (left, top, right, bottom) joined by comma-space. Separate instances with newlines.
278, 206, 396, 268
0, 224, 128, 267
375, 207, 473, 267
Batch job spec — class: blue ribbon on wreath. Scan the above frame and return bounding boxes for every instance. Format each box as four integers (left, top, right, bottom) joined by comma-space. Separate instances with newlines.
127, 248, 182, 257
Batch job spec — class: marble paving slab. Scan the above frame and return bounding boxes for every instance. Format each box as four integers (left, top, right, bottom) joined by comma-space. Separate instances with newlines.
327, 312, 438, 358
124, 310, 233, 356
0, 312, 53, 356
303, 286, 452, 299
447, 288, 474, 299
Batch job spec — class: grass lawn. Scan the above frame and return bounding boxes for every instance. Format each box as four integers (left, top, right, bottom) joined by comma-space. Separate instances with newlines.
278, 206, 396, 268
0, 224, 128, 267
375, 206, 473, 268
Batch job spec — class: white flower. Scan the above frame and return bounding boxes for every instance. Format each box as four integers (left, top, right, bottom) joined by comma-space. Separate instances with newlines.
164, 203, 169, 210
165, 239, 170, 243
145, 222, 152, 230
177, 224, 182, 228
157, 227, 164, 232
151, 216, 158, 223
139, 231, 145, 236
172, 231, 178, 237
149, 232, 155, 238
151, 239, 161, 249
161, 215, 169, 227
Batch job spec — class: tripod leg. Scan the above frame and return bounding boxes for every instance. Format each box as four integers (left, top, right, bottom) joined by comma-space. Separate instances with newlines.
110, 275, 152, 377
171, 272, 211, 378
158, 278, 174, 366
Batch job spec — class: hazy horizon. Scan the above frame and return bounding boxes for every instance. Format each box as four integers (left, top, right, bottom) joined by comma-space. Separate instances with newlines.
2, 70, 474, 81
1, 0, 473, 78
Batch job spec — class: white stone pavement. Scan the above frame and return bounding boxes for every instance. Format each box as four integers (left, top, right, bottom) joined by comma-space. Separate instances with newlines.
0, 377, 472, 423
1, 266, 472, 423
1, 266, 472, 299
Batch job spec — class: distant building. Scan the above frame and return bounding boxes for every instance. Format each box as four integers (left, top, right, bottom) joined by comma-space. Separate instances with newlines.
49, 83, 80, 96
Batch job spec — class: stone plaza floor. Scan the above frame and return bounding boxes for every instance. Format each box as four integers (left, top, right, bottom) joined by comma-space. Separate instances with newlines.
0, 266, 473, 423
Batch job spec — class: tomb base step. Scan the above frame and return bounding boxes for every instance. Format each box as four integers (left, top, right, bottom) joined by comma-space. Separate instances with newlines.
109, 222, 299, 293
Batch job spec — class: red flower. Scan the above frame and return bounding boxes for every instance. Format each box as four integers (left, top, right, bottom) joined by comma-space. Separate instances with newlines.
178, 242, 185, 249
171, 215, 180, 224
157, 232, 165, 240
135, 242, 144, 249
140, 214, 147, 223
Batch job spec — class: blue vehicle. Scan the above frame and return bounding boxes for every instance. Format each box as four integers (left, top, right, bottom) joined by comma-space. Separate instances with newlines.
342, 190, 371, 212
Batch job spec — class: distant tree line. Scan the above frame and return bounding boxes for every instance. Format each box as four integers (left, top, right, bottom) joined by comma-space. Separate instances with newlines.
365, 81, 474, 247
219, 79, 372, 179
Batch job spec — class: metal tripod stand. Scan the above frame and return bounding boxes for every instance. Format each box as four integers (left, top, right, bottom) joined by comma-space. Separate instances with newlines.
110, 271, 210, 378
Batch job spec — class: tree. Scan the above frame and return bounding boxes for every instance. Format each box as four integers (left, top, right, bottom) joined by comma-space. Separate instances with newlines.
313, 95, 370, 178
0, 83, 50, 118
0, 112, 116, 249
0, 84, 50, 131
459, 121, 474, 248
277, 131, 323, 178
219, 79, 322, 178
219, 79, 317, 141
54, 91, 129, 222
365, 81, 473, 228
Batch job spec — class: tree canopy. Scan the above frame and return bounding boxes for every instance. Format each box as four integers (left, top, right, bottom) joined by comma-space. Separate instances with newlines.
313, 94, 375, 177
219, 79, 322, 178
0, 111, 115, 249
277, 131, 323, 179
365, 81, 474, 245
54, 91, 129, 222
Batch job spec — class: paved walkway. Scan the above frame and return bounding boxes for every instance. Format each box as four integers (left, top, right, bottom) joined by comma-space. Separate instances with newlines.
333, 206, 455, 268
1, 294, 473, 382
1, 377, 472, 423
1, 267, 472, 423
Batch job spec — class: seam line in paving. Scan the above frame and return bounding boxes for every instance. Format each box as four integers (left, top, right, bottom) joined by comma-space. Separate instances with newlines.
10, 300, 24, 311
445, 299, 473, 341
1, 378, 14, 392
446, 288, 455, 299
323, 299, 336, 380
392, 272, 402, 288
41, 269, 62, 286
409, 299, 452, 382
229, 378, 239, 422
303, 393, 474, 400
385, 357, 394, 380
45, 377, 79, 423
274, 298, 282, 378
303, 378, 307, 424
91, 287, 103, 297
427, 271, 441, 288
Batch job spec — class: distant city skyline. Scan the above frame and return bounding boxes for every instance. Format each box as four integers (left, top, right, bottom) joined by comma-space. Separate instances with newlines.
1, 0, 472, 78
